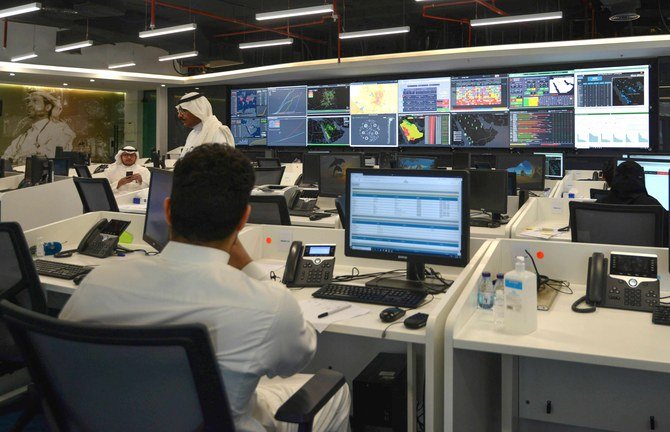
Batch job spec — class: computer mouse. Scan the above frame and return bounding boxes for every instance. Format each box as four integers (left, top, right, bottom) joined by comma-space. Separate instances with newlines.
73, 273, 87, 285
309, 213, 329, 221
379, 307, 406, 323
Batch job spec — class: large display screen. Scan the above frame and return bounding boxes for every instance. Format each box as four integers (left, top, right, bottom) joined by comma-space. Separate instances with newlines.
230, 64, 651, 149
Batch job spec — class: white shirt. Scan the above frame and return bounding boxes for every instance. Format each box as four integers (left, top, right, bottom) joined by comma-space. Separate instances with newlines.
60, 241, 317, 432
104, 161, 151, 194
2, 118, 76, 165
181, 120, 235, 158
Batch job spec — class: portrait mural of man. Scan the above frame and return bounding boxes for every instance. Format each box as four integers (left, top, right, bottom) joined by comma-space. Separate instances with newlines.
0, 85, 125, 165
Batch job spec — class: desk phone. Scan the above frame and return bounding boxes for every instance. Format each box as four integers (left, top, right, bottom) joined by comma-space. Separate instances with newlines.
282, 241, 335, 287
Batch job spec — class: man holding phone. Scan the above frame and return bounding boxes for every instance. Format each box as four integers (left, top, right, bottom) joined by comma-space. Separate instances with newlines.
103, 145, 151, 194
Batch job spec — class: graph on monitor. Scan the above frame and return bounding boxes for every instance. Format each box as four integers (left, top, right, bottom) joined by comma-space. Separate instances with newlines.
268, 86, 308, 117
398, 114, 450, 146
266, 117, 307, 147
508, 71, 574, 108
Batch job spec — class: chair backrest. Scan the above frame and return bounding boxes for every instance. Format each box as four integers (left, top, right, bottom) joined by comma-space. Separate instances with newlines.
73, 164, 92, 178
589, 188, 609, 201
72, 177, 119, 213
254, 167, 285, 186
0, 222, 47, 363
248, 195, 291, 226
335, 196, 347, 230
256, 158, 281, 168
0, 300, 235, 432
569, 201, 665, 247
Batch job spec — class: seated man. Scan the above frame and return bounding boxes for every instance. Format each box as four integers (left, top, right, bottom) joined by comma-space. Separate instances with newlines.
104, 145, 151, 194
597, 160, 663, 206
60, 144, 349, 431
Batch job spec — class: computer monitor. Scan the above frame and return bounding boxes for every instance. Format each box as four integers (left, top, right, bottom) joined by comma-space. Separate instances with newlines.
56, 150, 88, 166
346, 168, 469, 291
248, 195, 292, 225
495, 154, 546, 191
319, 152, 364, 197
254, 167, 285, 186
73, 164, 92, 178
142, 168, 173, 252
396, 156, 436, 170
257, 158, 281, 168
507, 171, 517, 195
50, 158, 70, 176
470, 153, 496, 170
452, 152, 471, 170
301, 152, 322, 185
616, 159, 670, 210
469, 169, 508, 223
624, 154, 670, 161
564, 155, 613, 171
23, 155, 52, 187
533, 152, 564, 179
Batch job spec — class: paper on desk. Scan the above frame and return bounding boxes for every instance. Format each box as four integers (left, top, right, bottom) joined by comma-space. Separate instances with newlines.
299, 299, 369, 333
255, 262, 286, 280
518, 227, 569, 240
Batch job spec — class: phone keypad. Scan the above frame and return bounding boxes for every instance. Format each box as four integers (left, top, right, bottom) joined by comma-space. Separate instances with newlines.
298, 261, 333, 285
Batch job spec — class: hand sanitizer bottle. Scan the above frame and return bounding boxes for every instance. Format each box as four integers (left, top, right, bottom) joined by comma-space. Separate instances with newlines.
503, 256, 537, 334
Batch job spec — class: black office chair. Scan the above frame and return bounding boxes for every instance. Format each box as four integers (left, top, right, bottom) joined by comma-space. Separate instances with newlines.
257, 158, 282, 168
0, 222, 48, 429
72, 177, 119, 213
72, 164, 92, 178
569, 201, 666, 247
0, 300, 345, 432
254, 167, 286, 186
248, 195, 292, 226
335, 196, 347, 230
589, 188, 609, 201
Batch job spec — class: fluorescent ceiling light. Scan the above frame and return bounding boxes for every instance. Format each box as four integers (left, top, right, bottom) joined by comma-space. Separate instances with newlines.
108, 61, 136, 69
239, 38, 294, 49
158, 50, 198, 62
470, 11, 563, 27
256, 4, 333, 21
55, 40, 93, 52
339, 26, 410, 40
11, 52, 38, 62
0, 2, 41, 19
139, 23, 197, 38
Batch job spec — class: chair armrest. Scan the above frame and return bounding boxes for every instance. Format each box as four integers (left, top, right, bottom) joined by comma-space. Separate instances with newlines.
274, 369, 346, 426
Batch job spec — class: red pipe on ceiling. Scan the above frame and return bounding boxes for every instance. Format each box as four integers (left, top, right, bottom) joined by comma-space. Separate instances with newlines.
150, 0, 156, 29
3, 19, 7, 49
149, 0, 326, 45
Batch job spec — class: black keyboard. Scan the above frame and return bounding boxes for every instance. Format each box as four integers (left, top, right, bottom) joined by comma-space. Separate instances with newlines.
313, 283, 427, 308
34, 259, 93, 280
652, 304, 670, 326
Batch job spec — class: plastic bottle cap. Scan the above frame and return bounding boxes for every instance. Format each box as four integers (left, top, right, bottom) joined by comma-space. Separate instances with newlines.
482, 271, 491, 277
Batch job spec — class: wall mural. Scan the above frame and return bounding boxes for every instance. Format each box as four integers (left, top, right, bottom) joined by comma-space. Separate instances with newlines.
0, 84, 125, 165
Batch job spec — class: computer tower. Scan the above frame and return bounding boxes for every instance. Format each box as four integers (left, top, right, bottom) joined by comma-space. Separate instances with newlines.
352, 353, 407, 432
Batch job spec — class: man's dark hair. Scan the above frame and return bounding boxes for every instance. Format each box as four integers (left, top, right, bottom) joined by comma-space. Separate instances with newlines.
170, 144, 254, 242
602, 159, 615, 187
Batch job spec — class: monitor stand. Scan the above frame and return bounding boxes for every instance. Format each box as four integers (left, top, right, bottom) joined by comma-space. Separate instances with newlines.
365, 261, 447, 292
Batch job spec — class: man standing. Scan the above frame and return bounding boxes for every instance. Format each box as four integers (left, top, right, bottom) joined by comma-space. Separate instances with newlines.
2, 90, 76, 165
103, 145, 151, 194
60, 144, 350, 431
176, 92, 235, 157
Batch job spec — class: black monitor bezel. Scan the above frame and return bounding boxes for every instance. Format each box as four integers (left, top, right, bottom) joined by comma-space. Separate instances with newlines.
142, 168, 173, 252
345, 168, 470, 268
495, 154, 546, 191
253, 166, 286, 185
468, 169, 508, 215
534, 151, 564, 179
318, 152, 364, 197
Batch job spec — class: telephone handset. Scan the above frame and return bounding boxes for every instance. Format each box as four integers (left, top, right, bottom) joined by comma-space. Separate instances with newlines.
573, 252, 659, 313
282, 241, 336, 287
78, 218, 131, 258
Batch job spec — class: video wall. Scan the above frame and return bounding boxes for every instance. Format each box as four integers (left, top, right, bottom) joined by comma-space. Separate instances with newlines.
230, 64, 650, 150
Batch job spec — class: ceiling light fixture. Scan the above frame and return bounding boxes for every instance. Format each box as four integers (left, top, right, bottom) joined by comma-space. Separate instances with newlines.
55, 40, 93, 52
470, 11, 563, 27
339, 26, 410, 40
239, 38, 294, 49
139, 23, 197, 38
9, 73, 16, 76
11, 52, 38, 62
158, 50, 198, 62
256, 4, 333, 21
90, 79, 95, 82
0, 2, 41, 19
63, 83, 68, 86
108, 61, 136, 69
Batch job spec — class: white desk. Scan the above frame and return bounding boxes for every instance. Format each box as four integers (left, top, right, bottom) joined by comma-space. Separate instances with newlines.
0, 173, 24, 191
551, 178, 607, 199
509, 197, 593, 242
445, 239, 670, 432
25, 216, 491, 432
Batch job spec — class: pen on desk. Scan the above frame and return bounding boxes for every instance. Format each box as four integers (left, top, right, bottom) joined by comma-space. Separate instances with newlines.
557, 225, 570, 232
318, 304, 351, 319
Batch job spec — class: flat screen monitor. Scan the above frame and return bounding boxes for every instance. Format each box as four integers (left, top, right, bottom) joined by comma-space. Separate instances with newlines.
230, 88, 268, 117
452, 152, 471, 170
143, 168, 173, 252
495, 154, 545, 191
624, 154, 670, 161
534, 152, 564, 179
24, 155, 51, 186
57, 151, 88, 166
73, 164, 92, 178
346, 168, 469, 290
254, 167, 285, 186
319, 152, 364, 197
231, 117, 267, 146
471, 153, 496, 169
256, 158, 281, 168
396, 156, 436, 170
302, 152, 323, 185
51, 158, 70, 176
469, 169, 508, 218
507, 171, 517, 195
616, 159, 670, 210
564, 154, 613, 171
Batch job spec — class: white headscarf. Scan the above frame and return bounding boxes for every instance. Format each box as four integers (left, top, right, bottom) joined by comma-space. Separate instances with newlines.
175, 92, 234, 153
113, 145, 140, 166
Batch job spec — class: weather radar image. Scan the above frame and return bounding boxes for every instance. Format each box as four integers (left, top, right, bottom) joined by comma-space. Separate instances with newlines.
307, 84, 350, 114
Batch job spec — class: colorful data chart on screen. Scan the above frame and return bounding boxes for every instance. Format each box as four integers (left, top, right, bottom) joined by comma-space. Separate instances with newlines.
575, 113, 649, 149
351, 114, 397, 147
451, 75, 508, 111
267, 117, 307, 147
398, 77, 451, 113
398, 114, 450, 146
307, 84, 350, 114
231, 117, 268, 146
230, 88, 268, 118
510, 109, 574, 147
508, 71, 574, 108
451, 112, 509, 148
268, 86, 308, 117
307, 116, 350, 146
350, 82, 399, 115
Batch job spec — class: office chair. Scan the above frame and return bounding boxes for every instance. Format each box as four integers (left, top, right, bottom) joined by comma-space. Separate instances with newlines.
0, 300, 345, 432
256, 157, 282, 168
0, 222, 48, 429
254, 167, 286, 186
335, 196, 347, 230
72, 177, 120, 213
72, 164, 92, 178
248, 195, 292, 226
589, 188, 610, 201
569, 201, 666, 247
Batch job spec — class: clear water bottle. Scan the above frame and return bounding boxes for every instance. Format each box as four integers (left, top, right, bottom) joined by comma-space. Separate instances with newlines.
478, 271, 494, 310
494, 273, 505, 325
35, 237, 45, 258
